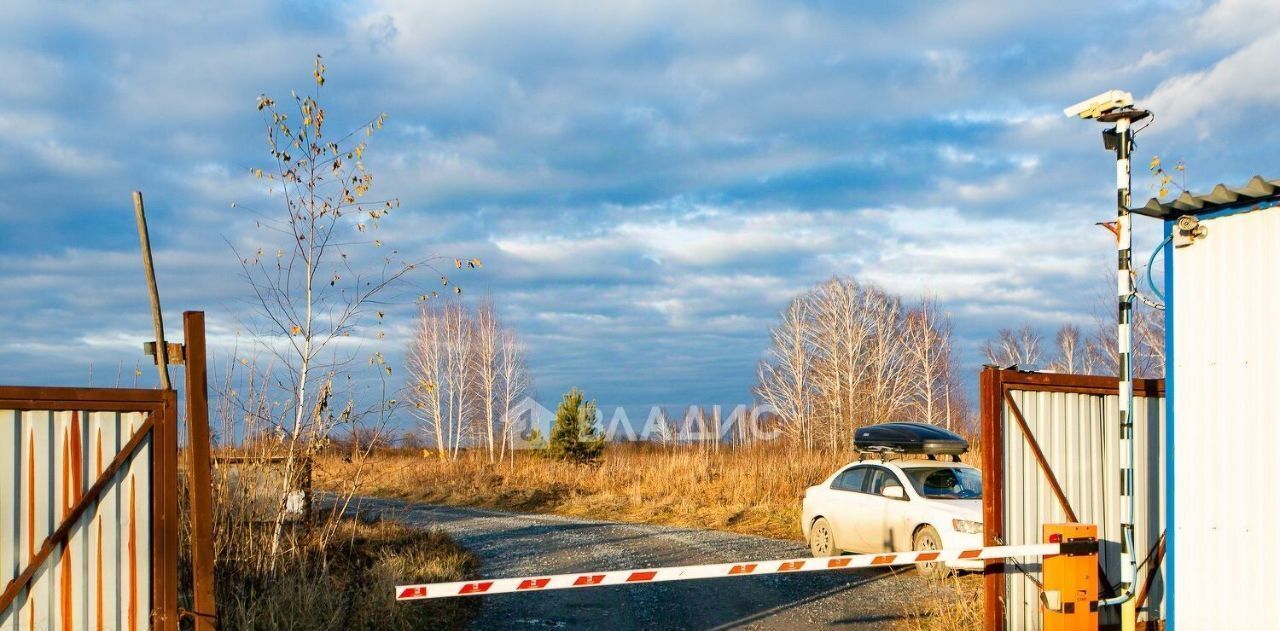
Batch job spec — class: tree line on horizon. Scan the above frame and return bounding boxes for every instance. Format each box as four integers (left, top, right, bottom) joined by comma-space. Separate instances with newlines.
754, 274, 1166, 452
397, 272, 1166, 457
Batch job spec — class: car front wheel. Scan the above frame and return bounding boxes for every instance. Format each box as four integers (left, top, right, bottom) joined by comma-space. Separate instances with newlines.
913, 525, 948, 578
809, 518, 836, 557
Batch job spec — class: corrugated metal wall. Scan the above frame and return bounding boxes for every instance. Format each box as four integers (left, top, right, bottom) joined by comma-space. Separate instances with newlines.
0, 409, 152, 631
1001, 389, 1165, 631
1170, 206, 1280, 629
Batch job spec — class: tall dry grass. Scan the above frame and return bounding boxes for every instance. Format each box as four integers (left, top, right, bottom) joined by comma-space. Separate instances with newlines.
318, 443, 979, 540
178, 336, 488, 629
178, 475, 479, 630
896, 574, 982, 631
176, 446, 481, 630
213, 519, 478, 631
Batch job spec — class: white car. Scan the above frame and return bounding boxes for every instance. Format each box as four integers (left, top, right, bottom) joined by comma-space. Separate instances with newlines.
800, 458, 983, 575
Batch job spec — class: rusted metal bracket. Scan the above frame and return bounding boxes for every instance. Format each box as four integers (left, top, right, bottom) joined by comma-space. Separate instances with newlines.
143, 341, 186, 365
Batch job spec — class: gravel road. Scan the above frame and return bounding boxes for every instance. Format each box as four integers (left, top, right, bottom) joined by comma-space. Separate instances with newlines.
350, 496, 961, 630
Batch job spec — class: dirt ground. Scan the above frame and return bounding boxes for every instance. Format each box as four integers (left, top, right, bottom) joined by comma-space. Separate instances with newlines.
351, 495, 980, 630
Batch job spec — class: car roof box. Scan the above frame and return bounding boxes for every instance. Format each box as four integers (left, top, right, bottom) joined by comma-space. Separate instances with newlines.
853, 422, 969, 456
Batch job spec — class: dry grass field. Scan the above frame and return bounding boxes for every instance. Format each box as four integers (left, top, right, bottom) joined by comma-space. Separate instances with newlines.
316, 443, 979, 541
318, 444, 847, 539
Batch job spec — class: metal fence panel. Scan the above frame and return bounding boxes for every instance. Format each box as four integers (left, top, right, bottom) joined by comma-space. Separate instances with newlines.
999, 387, 1165, 631
1, 409, 152, 631
977, 368, 1172, 629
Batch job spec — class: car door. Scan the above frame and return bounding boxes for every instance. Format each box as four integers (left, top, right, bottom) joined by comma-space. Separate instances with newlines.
824, 465, 872, 552
856, 466, 913, 552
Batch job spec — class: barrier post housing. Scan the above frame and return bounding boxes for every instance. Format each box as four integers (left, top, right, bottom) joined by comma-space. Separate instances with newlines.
1042, 523, 1099, 631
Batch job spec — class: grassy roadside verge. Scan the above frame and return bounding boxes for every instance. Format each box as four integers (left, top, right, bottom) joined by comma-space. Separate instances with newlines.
203, 518, 480, 630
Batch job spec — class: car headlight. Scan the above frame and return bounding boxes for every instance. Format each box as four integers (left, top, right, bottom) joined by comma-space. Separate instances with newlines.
952, 519, 983, 534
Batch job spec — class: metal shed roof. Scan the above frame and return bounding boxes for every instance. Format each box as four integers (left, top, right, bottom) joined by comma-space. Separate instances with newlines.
1133, 175, 1280, 219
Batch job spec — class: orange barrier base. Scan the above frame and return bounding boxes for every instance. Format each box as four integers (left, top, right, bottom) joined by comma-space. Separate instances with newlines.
1041, 523, 1099, 631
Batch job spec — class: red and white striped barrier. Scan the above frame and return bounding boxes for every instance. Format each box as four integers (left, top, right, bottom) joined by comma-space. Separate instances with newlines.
395, 542, 1058, 601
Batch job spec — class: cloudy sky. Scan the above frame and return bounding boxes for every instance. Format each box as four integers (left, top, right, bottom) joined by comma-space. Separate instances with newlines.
1, 0, 1277, 415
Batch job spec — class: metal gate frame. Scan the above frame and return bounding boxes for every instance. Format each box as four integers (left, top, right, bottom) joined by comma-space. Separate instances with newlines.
0, 386, 179, 630
980, 368, 1165, 631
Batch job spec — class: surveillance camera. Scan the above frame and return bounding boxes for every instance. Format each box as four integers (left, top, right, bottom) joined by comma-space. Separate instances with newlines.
1174, 215, 1207, 247
1063, 89, 1134, 119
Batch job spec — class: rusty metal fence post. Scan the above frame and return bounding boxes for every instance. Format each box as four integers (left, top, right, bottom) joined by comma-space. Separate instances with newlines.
980, 367, 1007, 631
184, 312, 218, 629
154, 390, 181, 630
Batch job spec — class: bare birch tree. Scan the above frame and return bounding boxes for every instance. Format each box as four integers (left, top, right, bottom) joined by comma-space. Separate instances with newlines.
757, 277, 958, 450
407, 304, 447, 459
407, 299, 529, 460
497, 329, 530, 462
1047, 324, 1085, 373
989, 267, 1166, 380
474, 299, 500, 462
809, 278, 871, 450
644, 407, 679, 449
1088, 302, 1164, 378
232, 57, 463, 564
755, 297, 815, 449
981, 325, 1043, 368
442, 302, 474, 457
904, 298, 953, 427
861, 287, 914, 428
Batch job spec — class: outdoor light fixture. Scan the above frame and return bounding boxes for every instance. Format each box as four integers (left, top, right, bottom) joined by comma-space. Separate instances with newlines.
1066, 89, 1151, 631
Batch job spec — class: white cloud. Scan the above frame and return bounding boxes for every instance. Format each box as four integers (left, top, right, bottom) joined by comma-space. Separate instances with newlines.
1194, 0, 1280, 46
1145, 30, 1280, 128
494, 208, 843, 272
923, 49, 968, 82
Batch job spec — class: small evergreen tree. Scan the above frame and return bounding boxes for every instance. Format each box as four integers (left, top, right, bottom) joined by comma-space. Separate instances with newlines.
546, 388, 605, 463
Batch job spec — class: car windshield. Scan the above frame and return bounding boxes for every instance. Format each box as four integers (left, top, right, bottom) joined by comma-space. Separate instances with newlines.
902, 467, 982, 499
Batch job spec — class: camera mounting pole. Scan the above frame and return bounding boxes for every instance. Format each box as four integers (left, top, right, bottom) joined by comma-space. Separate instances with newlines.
1066, 91, 1150, 631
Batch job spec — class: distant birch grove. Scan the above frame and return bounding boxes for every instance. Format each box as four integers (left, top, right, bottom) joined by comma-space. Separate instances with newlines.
754, 277, 965, 451
407, 299, 530, 462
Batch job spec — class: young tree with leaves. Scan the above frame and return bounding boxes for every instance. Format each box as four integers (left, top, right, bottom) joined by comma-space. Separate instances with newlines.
233, 56, 464, 563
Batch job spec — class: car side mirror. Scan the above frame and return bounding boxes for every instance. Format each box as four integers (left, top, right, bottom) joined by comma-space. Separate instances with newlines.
882, 485, 906, 500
